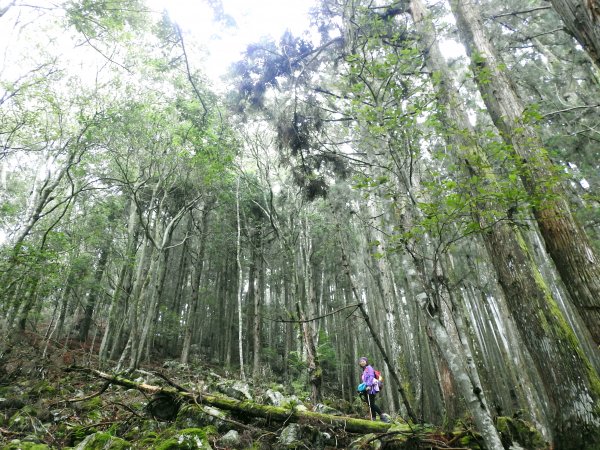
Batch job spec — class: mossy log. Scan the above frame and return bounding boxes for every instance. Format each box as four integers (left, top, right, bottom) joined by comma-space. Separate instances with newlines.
65, 366, 411, 435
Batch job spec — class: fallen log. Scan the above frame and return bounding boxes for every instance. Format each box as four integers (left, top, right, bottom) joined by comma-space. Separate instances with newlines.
65, 366, 413, 435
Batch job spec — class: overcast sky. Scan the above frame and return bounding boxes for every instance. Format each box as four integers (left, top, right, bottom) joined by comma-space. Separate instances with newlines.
148, 0, 319, 84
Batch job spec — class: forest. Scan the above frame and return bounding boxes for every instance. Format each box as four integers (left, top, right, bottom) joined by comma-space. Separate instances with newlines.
0, 0, 599, 449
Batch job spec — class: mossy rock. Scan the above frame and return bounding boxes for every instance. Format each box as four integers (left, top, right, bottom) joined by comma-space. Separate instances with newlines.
8, 407, 44, 433
154, 428, 213, 449
458, 433, 484, 450
277, 423, 326, 450
28, 380, 57, 398
2, 440, 50, 450
0, 396, 25, 411
73, 431, 132, 449
67, 424, 97, 446
496, 416, 548, 450
175, 404, 228, 431
348, 433, 382, 450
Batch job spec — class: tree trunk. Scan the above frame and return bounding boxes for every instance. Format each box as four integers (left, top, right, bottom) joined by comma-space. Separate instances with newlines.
181, 208, 211, 364
408, 1, 600, 447
293, 221, 323, 405
99, 200, 139, 362
79, 244, 109, 342
335, 221, 418, 422
132, 246, 170, 368
236, 177, 246, 381
252, 230, 264, 379
548, 0, 600, 68
449, 0, 600, 347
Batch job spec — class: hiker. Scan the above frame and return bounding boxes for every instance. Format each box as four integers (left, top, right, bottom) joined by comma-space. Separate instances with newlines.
358, 356, 390, 422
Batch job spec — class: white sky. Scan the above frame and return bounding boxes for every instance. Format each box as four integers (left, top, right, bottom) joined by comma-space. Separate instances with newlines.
148, 0, 319, 84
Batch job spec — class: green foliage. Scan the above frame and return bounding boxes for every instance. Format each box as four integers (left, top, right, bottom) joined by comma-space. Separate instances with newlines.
66, 0, 147, 39
316, 329, 337, 376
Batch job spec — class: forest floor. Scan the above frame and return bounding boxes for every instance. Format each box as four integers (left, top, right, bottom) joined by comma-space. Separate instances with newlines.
0, 332, 544, 449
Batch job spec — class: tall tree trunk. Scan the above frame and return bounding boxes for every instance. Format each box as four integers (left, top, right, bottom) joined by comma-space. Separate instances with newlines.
236, 177, 246, 381
408, 1, 600, 446
132, 246, 171, 368
115, 239, 153, 370
99, 200, 139, 362
419, 294, 504, 450
548, 0, 600, 68
449, 0, 600, 347
79, 244, 109, 342
298, 220, 322, 404
334, 220, 418, 422
181, 208, 211, 364
252, 229, 264, 379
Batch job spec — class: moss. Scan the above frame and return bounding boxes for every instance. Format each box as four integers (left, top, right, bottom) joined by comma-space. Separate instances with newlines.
496, 416, 547, 450
67, 424, 97, 446
28, 380, 57, 398
8, 407, 43, 432
176, 404, 227, 431
80, 396, 103, 412
458, 434, 484, 450
74, 431, 132, 449
154, 428, 213, 449
2, 442, 51, 450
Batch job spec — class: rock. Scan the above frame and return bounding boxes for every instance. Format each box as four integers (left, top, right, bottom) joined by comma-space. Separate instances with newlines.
264, 389, 286, 406
74, 431, 132, 449
277, 423, 325, 449
216, 381, 252, 401
313, 403, 343, 415
280, 394, 307, 411
8, 407, 44, 433
176, 404, 229, 432
348, 433, 382, 449
218, 430, 241, 448
2, 440, 50, 450
156, 428, 213, 449
293, 403, 308, 412
163, 360, 188, 371
278, 423, 302, 447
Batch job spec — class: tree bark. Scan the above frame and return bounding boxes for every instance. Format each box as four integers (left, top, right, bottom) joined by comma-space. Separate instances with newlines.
335, 221, 418, 422
449, 0, 600, 347
420, 296, 504, 450
548, 0, 600, 68
99, 200, 139, 362
407, 1, 600, 447
79, 244, 109, 342
236, 177, 246, 381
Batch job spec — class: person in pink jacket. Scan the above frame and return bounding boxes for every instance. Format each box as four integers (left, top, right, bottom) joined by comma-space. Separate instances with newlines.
358, 356, 390, 422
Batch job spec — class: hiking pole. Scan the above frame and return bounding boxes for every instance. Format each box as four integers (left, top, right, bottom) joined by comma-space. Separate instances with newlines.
366, 392, 373, 420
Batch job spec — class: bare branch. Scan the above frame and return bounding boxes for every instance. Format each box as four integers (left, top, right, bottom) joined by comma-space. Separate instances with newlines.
266, 303, 363, 323
542, 103, 600, 118
488, 6, 551, 20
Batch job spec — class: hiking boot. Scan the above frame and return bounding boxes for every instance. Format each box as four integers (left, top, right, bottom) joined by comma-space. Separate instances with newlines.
380, 414, 391, 423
